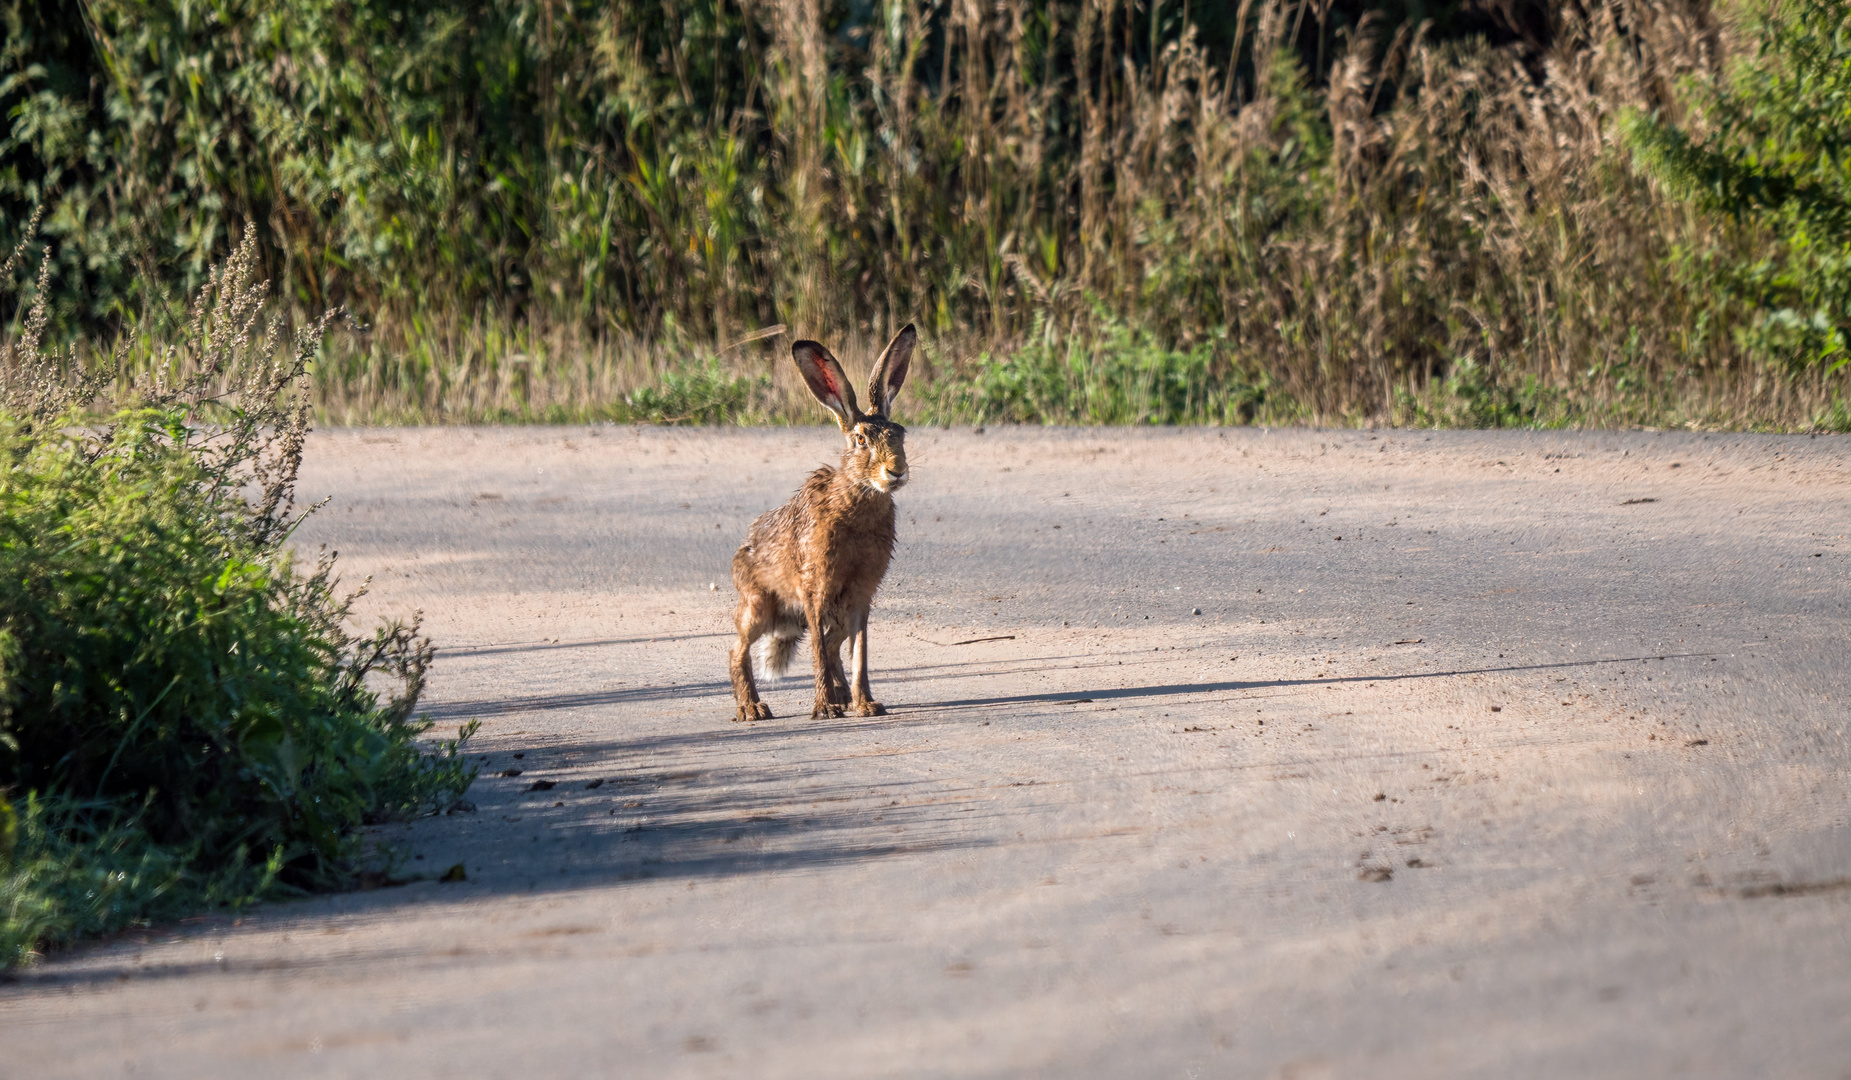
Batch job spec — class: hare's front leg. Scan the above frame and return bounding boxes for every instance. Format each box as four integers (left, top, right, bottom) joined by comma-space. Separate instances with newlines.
730, 599, 775, 722
849, 609, 885, 717
805, 600, 846, 719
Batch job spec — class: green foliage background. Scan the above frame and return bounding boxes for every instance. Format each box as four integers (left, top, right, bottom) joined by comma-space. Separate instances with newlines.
2, 0, 1848, 427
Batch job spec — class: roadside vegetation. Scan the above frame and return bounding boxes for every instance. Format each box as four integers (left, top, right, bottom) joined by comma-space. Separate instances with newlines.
4, 0, 1845, 429
2, 0, 1848, 429
0, 227, 477, 969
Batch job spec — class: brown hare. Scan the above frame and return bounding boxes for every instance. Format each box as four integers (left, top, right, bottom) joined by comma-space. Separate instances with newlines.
729, 325, 916, 721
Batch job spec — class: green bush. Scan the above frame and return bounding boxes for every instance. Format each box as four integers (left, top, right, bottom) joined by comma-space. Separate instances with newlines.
0, 225, 475, 967
0, 410, 472, 875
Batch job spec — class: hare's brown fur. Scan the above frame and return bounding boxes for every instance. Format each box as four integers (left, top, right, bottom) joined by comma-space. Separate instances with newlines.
730, 327, 916, 721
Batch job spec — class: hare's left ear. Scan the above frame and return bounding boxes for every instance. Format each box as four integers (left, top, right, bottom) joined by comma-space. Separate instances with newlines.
865, 324, 916, 417
793, 340, 860, 432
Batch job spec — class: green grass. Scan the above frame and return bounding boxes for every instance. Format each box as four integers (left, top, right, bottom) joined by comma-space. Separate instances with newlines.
297, 311, 1848, 433
913, 312, 1290, 427
1, 792, 282, 968
624, 358, 772, 425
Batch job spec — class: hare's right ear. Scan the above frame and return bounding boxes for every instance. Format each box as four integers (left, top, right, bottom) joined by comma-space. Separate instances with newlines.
865, 323, 916, 417
792, 340, 860, 432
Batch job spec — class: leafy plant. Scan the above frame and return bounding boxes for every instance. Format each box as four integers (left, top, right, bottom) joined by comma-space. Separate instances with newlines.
1623, 0, 1851, 372
0, 791, 282, 969
0, 410, 473, 877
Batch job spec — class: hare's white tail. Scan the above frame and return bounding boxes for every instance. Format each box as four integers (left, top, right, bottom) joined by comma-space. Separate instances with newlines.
752, 627, 803, 677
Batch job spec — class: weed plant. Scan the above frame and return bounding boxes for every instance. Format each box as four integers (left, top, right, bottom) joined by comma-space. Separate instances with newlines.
0, 225, 476, 969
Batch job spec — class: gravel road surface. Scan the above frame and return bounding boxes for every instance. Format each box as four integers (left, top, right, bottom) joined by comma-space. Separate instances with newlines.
5, 425, 1849, 1078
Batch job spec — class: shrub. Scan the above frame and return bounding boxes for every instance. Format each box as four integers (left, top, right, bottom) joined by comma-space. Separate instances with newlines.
0, 223, 475, 967
1624, 0, 1851, 371
0, 410, 471, 877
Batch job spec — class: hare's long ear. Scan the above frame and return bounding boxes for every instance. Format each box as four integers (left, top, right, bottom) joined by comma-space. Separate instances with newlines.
792, 340, 860, 432
865, 323, 916, 417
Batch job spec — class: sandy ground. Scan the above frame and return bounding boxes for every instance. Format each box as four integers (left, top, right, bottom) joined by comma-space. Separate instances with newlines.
4, 425, 1849, 1078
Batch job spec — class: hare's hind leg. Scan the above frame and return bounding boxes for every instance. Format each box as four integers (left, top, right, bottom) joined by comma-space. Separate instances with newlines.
849, 609, 885, 717
822, 624, 852, 707
730, 589, 776, 722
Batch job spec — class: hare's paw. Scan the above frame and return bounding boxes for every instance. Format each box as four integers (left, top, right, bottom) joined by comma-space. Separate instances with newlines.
735, 702, 774, 722
811, 702, 847, 720
853, 701, 887, 717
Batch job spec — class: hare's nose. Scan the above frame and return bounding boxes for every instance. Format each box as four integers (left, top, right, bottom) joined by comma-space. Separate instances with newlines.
885, 467, 906, 481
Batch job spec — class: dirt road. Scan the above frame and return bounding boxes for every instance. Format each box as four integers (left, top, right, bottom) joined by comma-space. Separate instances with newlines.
6, 426, 1849, 1078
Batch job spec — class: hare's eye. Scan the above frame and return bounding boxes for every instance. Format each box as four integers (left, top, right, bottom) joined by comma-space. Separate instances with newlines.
855, 434, 867, 448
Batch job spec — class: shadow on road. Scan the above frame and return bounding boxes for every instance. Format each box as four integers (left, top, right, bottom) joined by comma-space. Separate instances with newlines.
424, 650, 1716, 720
419, 650, 1110, 720
0, 716, 1011, 991
910, 652, 1716, 711
444, 631, 733, 658
6, 648, 1723, 990
423, 680, 737, 717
